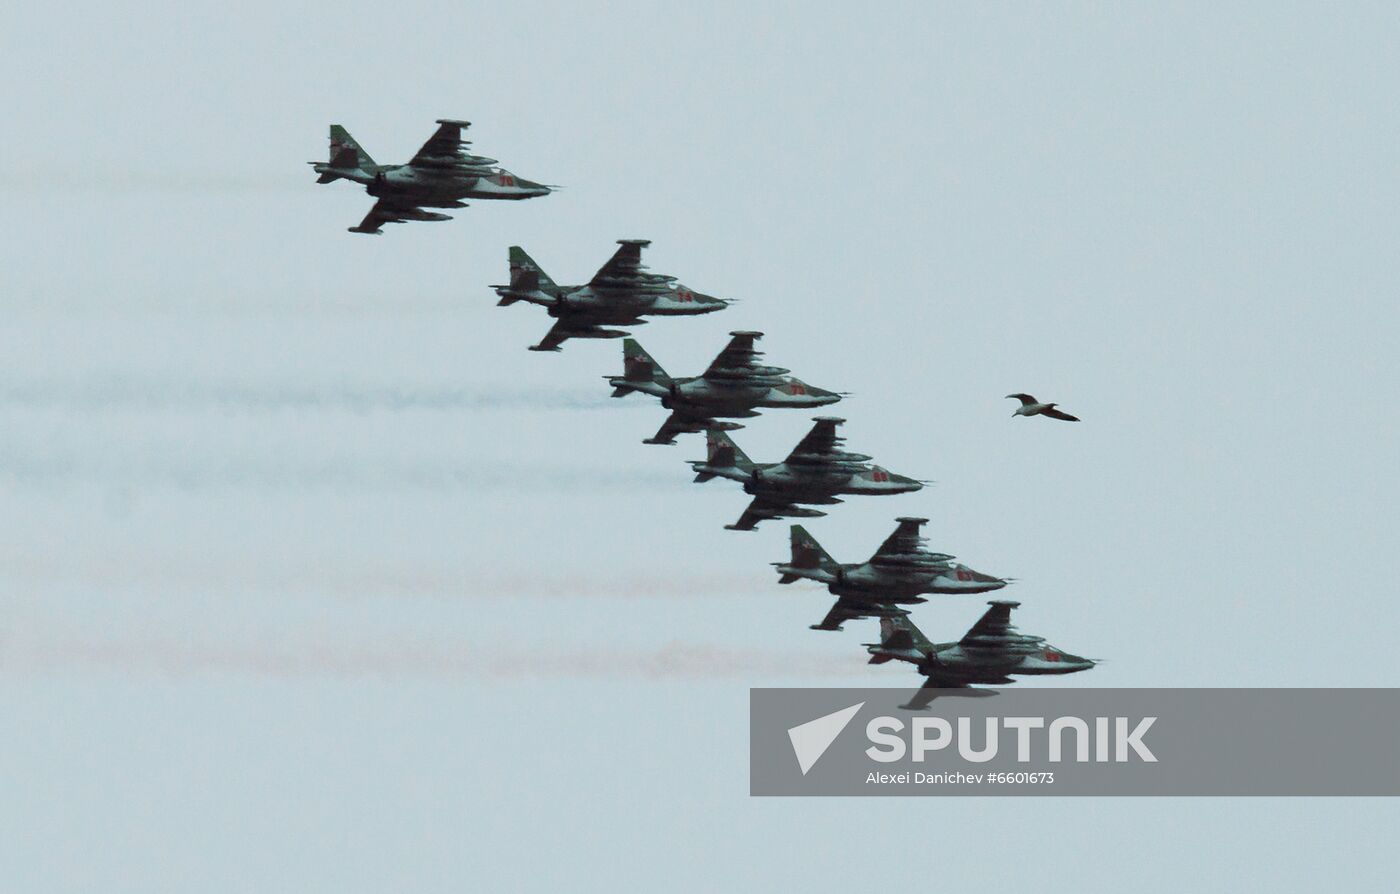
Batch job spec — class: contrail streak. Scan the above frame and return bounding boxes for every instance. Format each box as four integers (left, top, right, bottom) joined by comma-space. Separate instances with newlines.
0, 378, 613, 412
0, 556, 765, 600
1, 633, 862, 681
1, 170, 302, 194
0, 452, 685, 492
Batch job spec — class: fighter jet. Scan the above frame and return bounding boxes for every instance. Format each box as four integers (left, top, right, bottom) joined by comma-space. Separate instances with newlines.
493, 241, 730, 352
309, 120, 551, 234
606, 331, 843, 445
773, 517, 1008, 630
689, 418, 923, 531
865, 601, 1096, 708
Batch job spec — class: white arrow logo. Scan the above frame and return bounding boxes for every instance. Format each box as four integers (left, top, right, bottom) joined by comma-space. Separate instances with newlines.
787, 702, 865, 775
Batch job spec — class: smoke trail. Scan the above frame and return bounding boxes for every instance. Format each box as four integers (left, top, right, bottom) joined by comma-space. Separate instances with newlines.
1, 633, 862, 681
1, 169, 301, 194
0, 554, 769, 601
0, 377, 614, 412
0, 450, 686, 493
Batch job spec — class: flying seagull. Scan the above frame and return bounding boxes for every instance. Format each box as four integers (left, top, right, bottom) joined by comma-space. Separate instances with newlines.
1006, 393, 1080, 422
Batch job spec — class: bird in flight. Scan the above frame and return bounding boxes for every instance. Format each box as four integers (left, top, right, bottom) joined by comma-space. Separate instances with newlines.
1006, 393, 1080, 422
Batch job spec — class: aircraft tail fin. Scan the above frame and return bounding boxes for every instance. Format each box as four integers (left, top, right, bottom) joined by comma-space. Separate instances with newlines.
507, 246, 560, 293
329, 125, 376, 169
315, 144, 362, 183
788, 525, 839, 575
878, 615, 934, 654
615, 338, 671, 391
863, 615, 924, 663
701, 429, 753, 473
494, 246, 558, 307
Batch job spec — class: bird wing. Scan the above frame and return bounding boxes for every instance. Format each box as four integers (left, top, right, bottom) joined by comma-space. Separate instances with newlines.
1042, 407, 1080, 422
1005, 393, 1037, 405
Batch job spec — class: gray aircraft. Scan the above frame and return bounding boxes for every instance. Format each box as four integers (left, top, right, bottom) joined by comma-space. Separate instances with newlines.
493, 240, 730, 352
773, 517, 1008, 630
309, 119, 551, 234
606, 331, 843, 445
866, 601, 1096, 708
689, 418, 924, 531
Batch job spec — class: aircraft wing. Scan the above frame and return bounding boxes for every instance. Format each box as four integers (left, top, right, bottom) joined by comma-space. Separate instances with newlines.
783, 417, 844, 464
902, 677, 972, 710
703, 331, 764, 378
868, 517, 934, 563
349, 198, 446, 234
812, 601, 860, 631
529, 319, 636, 353
644, 410, 708, 445
588, 240, 653, 290
959, 601, 1020, 646
811, 599, 907, 631
726, 495, 797, 531
407, 119, 473, 165
410, 120, 465, 163
531, 320, 578, 353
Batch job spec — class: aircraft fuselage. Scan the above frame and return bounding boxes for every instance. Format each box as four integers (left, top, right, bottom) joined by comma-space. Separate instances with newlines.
806, 561, 1008, 603
548, 285, 728, 323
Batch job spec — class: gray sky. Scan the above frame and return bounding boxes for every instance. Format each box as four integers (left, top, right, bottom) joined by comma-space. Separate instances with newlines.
2, 1, 1398, 890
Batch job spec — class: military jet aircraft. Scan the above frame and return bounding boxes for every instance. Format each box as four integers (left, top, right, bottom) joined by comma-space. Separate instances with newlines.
773, 517, 1008, 630
689, 418, 924, 531
865, 601, 1096, 708
309, 119, 551, 234
606, 331, 843, 445
493, 240, 730, 352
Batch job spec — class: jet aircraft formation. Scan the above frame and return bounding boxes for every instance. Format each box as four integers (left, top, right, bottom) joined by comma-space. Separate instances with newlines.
311, 118, 1097, 701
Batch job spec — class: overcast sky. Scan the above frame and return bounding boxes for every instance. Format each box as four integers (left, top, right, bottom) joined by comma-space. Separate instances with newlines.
2, 2, 1398, 890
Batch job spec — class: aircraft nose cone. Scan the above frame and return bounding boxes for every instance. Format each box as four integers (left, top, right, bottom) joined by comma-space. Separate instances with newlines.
962, 568, 1007, 589
1060, 652, 1094, 670
515, 178, 552, 196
